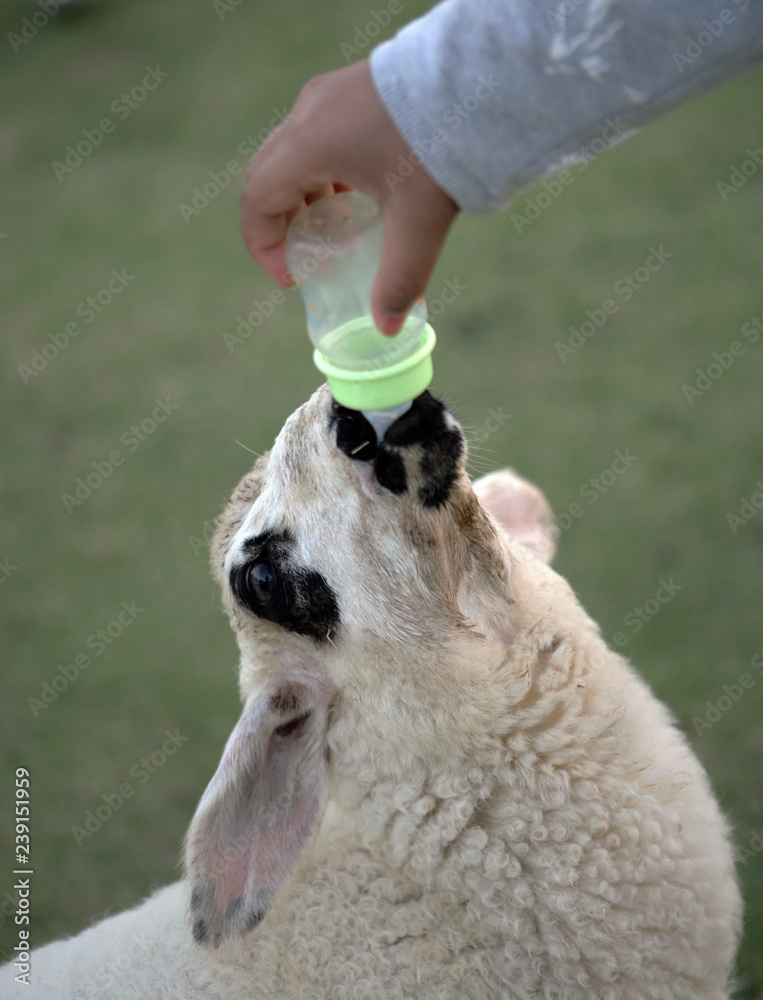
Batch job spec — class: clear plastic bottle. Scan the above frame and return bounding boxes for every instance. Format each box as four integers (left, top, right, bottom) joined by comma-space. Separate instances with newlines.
284, 191, 436, 438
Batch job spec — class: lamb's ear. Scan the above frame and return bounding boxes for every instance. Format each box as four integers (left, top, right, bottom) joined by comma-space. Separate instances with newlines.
473, 468, 556, 563
184, 677, 331, 948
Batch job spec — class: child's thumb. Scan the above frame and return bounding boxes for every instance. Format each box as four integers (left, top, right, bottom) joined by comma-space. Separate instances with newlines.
371, 187, 458, 335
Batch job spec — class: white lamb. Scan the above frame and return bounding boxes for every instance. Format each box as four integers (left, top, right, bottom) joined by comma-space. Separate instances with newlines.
1, 384, 741, 999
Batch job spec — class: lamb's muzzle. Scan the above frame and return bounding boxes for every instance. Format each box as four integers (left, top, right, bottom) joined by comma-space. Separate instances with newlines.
331, 390, 465, 505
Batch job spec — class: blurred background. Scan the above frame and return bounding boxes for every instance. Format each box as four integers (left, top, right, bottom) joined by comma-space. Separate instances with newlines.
1, 0, 761, 992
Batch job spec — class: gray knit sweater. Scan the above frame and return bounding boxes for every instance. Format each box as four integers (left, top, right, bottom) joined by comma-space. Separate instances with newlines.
370, 0, 763, 212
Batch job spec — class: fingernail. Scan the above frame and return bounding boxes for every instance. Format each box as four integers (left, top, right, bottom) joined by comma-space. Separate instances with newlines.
378, 311, 405, 336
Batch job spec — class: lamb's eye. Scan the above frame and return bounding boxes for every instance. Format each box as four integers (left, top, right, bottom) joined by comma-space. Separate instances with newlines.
246, 560, 275, 606
334, 406, 378, 463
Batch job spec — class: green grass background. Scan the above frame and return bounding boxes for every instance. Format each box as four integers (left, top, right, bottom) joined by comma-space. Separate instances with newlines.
1, 0, 761, 992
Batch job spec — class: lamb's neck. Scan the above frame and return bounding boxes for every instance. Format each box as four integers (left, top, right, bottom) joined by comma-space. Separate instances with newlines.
327, 649, 632, 893
330, 751, 500, 890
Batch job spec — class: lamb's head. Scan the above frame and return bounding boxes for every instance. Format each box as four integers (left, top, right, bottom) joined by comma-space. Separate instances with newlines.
185, 383, 557, 947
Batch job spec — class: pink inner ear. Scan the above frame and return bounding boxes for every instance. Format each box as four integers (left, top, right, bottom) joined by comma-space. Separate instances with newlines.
473, 469, 556, 564
185, 683, 330, 947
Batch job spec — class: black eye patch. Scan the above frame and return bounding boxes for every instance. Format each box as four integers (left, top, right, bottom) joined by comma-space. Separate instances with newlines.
330, 404, 377, 462
231, 531, 340, 642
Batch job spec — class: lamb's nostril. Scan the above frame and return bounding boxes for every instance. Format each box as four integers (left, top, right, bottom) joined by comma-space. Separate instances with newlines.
332, 405, 378, 463
382, 391, 445, 447
375, 447, 408, 495
378, 391, 465, 508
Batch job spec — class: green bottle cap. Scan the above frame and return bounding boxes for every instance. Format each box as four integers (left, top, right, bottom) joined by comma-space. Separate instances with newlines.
313, 322, 436, 411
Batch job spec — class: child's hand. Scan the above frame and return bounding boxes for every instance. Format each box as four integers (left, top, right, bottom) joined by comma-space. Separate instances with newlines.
240, 60, 459, 335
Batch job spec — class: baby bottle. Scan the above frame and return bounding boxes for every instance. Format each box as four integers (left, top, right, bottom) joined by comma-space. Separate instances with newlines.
284, 191, 436, 440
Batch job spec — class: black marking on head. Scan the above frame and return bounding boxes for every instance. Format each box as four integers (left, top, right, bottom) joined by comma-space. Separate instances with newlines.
192, 918, 208, 945
375, 447, 408, 495
417, 429, 464, 508
330, 403, 378, 462
231, 531, 340, 642
269, 691, 299, 715
383, 392, 464, 508
328, 394, 464, 502
242, 527, 294, 556
383, 392, 449, 448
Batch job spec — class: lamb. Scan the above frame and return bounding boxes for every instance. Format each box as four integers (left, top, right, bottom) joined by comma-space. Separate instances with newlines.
1, 384, 741, 999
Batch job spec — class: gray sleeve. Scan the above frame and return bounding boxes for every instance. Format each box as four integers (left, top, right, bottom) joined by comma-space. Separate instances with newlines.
370, 0, 763, 213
